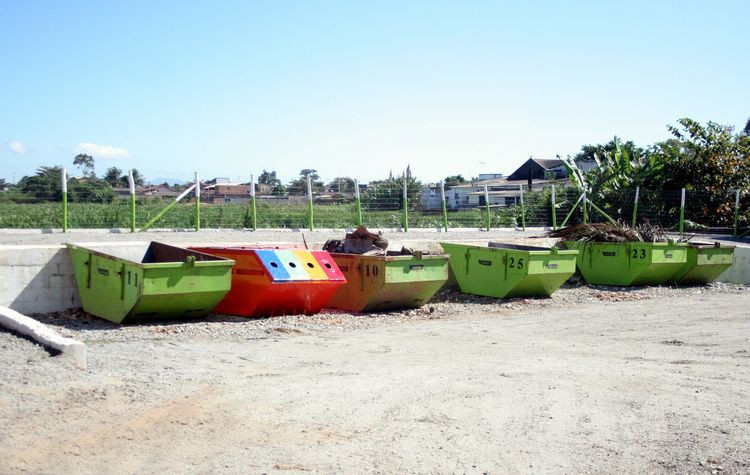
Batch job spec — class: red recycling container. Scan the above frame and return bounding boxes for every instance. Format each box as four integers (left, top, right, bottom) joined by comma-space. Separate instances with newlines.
189, 246, 346, 317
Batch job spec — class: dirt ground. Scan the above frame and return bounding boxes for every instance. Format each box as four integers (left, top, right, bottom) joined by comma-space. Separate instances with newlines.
1, 286, 749, 474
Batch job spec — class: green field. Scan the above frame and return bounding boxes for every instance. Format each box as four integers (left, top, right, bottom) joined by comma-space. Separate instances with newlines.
0, 201, 536, 229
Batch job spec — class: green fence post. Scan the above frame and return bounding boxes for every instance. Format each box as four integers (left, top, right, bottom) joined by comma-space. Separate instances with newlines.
354, 178, 363, 227
560, 192, 585, 228
586, 197, 619, 226
402, 173, 409, 232
128, 170, 136, 232
194, 172, 201, 231
250, 174, 257, 231
61, 168, 68, 232
440, 181, 448, 232
551, 185, 557, 230
484, 184, 491, 231
519, 184, 526, 231
679, 188, 685, 234
140, 184, 196, 231
195, 172, 201, 231
631, 186, 639, 228
734, 189, 740, 237
248, 173, 257, 231
582, 191, 588, 224
307, 175, 314, 231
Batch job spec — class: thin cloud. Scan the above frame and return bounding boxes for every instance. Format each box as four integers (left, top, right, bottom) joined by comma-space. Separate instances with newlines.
75, 142, 130, 159
9, 140, 27, 155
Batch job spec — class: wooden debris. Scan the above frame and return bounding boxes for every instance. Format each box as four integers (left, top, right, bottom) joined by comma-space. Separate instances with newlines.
546, 222, 671, 243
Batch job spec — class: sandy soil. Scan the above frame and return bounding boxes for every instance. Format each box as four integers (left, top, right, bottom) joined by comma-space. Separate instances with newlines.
2, 288, 749, 474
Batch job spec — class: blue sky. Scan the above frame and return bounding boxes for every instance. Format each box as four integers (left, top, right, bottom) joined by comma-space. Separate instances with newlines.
1, 0, 748, 185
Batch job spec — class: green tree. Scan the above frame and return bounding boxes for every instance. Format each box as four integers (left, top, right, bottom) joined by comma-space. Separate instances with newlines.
653, 118, 750, 192
73, 153, 95, 177
443, 175, 467, 187
564, 119, 750, 227
288, 169, 324, 194
327, 177, 355, 192
258, 170, 281, 186
18, 165, 114, 203
69, 178, 114, 203
103, 167, 123, 186
743, 117, 750, 136
648, 118, 750, 226
363, 175, 422, 210
271, 183, 287, 195
129, 169, 145, 186
19, 166, 64, 201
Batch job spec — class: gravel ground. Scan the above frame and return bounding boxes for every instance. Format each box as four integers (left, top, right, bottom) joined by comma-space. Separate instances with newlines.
27, 282, 748, 344
1, 283, 749, 473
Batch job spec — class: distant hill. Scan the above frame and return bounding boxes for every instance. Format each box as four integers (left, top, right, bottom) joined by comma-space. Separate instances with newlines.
148, 177, 186, 186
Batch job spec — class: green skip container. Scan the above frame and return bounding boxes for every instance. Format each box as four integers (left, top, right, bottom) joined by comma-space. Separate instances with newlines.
440, 242, 578, 298
670, 242, 735, 285
67, 242, 234, 323
563, 241, 688, 286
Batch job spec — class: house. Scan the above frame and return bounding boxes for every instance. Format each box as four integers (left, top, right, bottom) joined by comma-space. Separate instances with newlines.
432, 158, 569, 210
203, 183, 252, 204
421, 183, 444, 209
507, 158, 567, 183
476, 173, 504, 181
467, 190, 524, 207
112, 187, 131, 199
137, 184, 178, 198
574, 157, 598, 172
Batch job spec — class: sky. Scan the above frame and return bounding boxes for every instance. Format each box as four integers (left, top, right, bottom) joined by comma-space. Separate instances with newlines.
1, 0, 749, 185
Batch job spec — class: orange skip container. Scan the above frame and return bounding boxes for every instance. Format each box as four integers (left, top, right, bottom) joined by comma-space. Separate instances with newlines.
189, 246, 346, 317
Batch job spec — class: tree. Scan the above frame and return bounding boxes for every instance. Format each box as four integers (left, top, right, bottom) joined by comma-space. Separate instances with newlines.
258, 170, 281, 186
69, 177, 114, 203
0, 178, 7, 190
288, 169, 324, 194
327, 177, 355, 193
363, 175, 422, 210
299, 169, 320, 181
572, 138, 644, 169
564, 118, 750, 227
271, 183, 287, 195
103, 167, 144, 187
73, 153, 95, 177
103, 167, 123, 186
19, 166, 64, 201
654, 118, 750, 192
130, 169, 145, 186
18, 165, 114, 203
443, 175, 467, 188
743, 117, 750, 136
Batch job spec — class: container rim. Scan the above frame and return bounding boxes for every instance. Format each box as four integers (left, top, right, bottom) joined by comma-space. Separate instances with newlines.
67, 243, 235, 268
440, 242, 578, 255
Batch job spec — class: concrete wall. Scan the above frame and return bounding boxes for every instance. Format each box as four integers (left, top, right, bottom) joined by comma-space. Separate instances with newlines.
716, 245, 750, 285
0, 244, 81, 314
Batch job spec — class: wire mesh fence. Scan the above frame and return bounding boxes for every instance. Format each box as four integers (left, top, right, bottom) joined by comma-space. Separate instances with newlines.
0, 176, 747, 234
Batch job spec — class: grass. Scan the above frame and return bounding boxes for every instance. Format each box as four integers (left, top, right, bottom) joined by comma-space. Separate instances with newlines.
0, 201, 546, 229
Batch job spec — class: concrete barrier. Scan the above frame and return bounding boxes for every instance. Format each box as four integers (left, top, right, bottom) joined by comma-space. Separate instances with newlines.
0, 305, 86, 369
716, 245, 750, 285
